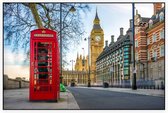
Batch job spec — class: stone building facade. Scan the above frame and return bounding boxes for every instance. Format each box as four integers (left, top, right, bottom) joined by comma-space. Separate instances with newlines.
62, 70, 88, 86
134, 3, 165, 88
96, 20, 133, 86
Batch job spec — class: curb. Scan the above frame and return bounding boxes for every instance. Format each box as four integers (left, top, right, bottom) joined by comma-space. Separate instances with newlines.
67, 90, 80, 109
76, 87, 164, 97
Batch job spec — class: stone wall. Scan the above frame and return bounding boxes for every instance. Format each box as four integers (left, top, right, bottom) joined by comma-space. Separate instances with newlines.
4, 75, 29, 89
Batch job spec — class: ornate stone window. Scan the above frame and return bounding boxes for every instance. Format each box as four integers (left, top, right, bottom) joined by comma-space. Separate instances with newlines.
135, 40, 138, 47
148, 50, 150, 60
152, 33, 157, 43
160, 29, 164, 39
160, 45, 164, 57
159, 12, 164, 22
153, 49, 157, 58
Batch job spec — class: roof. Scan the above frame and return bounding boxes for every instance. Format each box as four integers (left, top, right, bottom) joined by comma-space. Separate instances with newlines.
96, 26, 133, 62
95, 9, 100, 20
141, 17, 150, 23
147, 7, 165, 29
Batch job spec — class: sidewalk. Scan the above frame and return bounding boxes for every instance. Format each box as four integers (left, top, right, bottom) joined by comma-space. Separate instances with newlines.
77, 87, 165, 97
4, 88, 79, 110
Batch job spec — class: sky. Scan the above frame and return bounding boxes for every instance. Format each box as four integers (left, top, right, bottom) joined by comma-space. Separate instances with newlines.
4, 3, 154, 80
66, 3, 153, 69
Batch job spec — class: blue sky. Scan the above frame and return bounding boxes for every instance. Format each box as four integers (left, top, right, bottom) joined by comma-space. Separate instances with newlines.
66, 3, 153, 70
4, 3, 154, 79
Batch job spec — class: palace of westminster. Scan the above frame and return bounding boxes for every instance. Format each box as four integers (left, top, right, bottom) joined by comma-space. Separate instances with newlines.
62, 3, 165, 88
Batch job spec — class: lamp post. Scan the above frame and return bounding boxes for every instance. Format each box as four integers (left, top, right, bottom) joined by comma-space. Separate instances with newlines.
70, 60, 75, 83
60, 3, 76, 83
132, 3, 137, 90
82, 48, 85, 84
84, 37, 91, 87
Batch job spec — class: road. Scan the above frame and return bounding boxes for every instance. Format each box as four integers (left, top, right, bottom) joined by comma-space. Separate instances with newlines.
68, 87, 165, 110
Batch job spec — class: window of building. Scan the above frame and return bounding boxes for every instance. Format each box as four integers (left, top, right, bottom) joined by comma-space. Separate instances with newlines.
124, 47, 129, 52
124, 59, 129, 63
159, 12, 164, 22
153, 49, 157, 58
124, 69, 129, 75
160, 29, 164, 39
149, 19, 153, 28
147, 38, 150, 45
135, 40, 138, 47
124, 51, 129, 55
135, 52, 138, 61
148, 50, 150, 60
124, 67, 129, 70
152, 34, 157, 43
124, 62, 129, 66
124, 55, 129, 59
160, 45, 164, 57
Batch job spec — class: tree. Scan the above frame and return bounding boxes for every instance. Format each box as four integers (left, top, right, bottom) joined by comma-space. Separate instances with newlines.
4, 3, 90, 66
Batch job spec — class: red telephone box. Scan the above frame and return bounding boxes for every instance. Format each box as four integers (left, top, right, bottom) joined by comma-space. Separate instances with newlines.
29, 29, 60, 101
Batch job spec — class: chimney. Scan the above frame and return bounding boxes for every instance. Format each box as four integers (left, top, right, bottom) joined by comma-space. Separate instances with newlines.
136, 10, 138, 15
120, 27, 124, 35
111, 35, 114, 43
105, 40, 108, 47
154, 3, 162, 15
130, 19, 133, 28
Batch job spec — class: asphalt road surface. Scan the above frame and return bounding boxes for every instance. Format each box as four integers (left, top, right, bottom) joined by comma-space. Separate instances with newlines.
68, 87, 165, 110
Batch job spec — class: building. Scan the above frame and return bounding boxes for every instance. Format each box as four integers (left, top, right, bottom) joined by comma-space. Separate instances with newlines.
96, 19, 133, 86
147, 3, 165, 88
134, 10, 150, 81
74, 54, 88, 85
62, 54, 88, 86
90, 10, 104, 84
135, 3, 165, 88
75, 53, 88, 71
62, 70, 88, 86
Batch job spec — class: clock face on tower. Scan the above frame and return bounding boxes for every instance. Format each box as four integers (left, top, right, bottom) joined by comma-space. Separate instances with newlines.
95, 35, 101, 42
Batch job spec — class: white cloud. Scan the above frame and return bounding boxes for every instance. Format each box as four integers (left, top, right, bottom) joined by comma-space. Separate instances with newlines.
4, 65, 29, 80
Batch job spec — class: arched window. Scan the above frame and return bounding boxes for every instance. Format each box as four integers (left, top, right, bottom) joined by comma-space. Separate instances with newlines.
152, 33, 157, 43
153, 49, 157, 58
147, 50, 150, 60
160, 45, 164, 57
160, 29, 164, 39
149, 19, 153, 28
159, 12, 164, 21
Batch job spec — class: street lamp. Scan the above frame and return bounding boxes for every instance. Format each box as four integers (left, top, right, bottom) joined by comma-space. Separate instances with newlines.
132, 3, 137, 90
84, 37, 92, 87
82, 48, 85, 84
60, 3, 76, 83
70, 60, 75, 84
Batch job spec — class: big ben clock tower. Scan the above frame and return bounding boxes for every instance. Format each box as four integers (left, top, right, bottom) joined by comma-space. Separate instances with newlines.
90, 10, 104, 84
